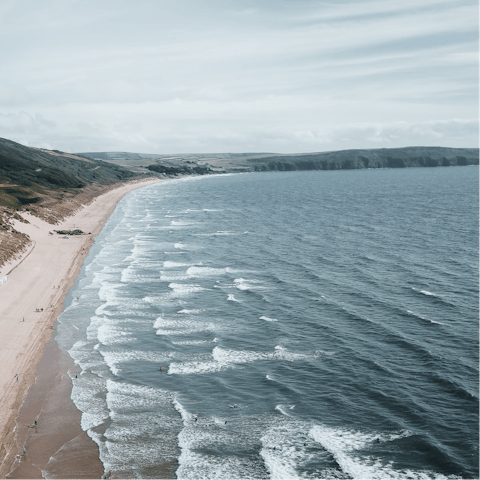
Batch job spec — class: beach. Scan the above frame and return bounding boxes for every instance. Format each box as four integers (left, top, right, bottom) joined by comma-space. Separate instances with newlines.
0, 178, 160, 478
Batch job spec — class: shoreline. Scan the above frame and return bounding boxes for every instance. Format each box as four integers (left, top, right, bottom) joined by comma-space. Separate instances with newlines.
0, 178, 161, 478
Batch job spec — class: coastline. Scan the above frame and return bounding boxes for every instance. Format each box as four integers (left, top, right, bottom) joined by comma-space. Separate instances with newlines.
0, 178, 161, 478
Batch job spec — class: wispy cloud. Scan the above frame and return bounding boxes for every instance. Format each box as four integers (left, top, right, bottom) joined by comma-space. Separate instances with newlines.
0, 0, 477, 153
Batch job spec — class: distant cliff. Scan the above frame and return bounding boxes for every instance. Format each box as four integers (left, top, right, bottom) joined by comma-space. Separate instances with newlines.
243, 147, 479, 172
142, 146, 478, 176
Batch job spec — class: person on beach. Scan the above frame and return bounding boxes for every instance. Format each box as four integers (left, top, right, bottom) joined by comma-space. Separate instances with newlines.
14, 374, 18, 382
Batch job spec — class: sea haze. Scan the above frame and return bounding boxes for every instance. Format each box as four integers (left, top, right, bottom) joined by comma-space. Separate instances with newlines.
54, 167, 478, 479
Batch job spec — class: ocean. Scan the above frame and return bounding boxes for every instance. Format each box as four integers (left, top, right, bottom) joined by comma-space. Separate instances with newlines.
54, 167, 478, 479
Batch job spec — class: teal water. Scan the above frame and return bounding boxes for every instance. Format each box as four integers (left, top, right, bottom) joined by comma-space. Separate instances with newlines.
54, 167, 478, 479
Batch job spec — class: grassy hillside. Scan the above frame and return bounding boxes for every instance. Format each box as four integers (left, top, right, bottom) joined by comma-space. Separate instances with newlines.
0, 137, 136, 210
0, 137, 140, 272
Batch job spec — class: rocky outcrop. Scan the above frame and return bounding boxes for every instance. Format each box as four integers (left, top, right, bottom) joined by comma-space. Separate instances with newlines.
54, 229, 85, 236
147, 162, 213, 176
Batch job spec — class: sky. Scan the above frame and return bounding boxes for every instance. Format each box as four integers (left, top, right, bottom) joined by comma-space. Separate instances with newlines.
0, 0, 478, 154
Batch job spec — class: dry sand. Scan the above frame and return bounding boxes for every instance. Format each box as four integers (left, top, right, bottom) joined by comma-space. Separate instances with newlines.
0, 178, 161, 478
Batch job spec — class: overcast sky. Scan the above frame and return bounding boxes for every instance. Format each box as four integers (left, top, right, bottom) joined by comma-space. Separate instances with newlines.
0, 0, 478, 153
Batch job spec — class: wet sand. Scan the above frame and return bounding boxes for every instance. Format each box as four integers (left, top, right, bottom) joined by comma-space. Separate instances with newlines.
6, 338, 104, 479
0, 178, 160, 478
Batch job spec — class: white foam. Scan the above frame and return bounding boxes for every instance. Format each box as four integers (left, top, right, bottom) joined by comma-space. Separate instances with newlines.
171, 339, 214, 345
168, 283, 207, 297
407, 310, 444, 325
174, 243, 188, 249
97, 324, 136, 346
227, 294, 240, 302
173, 397, 195, 423
260, 316, 278, 322
169, 359, 226, 375
420, 290, 435, 296
260, 425, 305, 480
160, 272, 190, 281
163, 261, 191, 268
275, 405, 295, 417
174, 402, 267, 479
307, 425, 446, 480
178, 309, 204, 314
100, 381, 182, 475
169, 346, 321, 375
234, 278, 265, 291
186, 266, 226, 277
154, 317, 215, 336
70, 374, 110, 431
171, 220, 195, 226
413, 287, 440, 298
100, 349, 171, 375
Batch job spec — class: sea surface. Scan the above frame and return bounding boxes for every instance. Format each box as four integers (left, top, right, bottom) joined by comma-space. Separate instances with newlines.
54, 167, 478, 479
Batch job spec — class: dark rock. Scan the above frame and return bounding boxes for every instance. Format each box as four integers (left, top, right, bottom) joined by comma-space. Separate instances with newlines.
54, 229, 84, 235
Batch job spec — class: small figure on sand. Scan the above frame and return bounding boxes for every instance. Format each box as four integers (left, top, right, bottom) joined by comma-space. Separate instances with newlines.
23, 448, 26, 456
14, 374, 18, 382
22, 317, 24, 322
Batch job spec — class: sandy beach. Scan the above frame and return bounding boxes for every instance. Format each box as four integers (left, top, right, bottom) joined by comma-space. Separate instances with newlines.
0, 178, 160, 478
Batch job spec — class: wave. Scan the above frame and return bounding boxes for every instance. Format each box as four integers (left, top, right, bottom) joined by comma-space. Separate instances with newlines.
234, 278, 266, 291
193, 231, 237, 236
160, 272, 190, 282
186, 266, 226, 277
171, 339, 215, 345
407, 310, 444, 325
162, 261, 192, 268
307, 425, 453, 479
97, 323, 136, 346
177, 308, 204, 314
99, 349, 171, 375
154, 317, 215, 336
411, 288, 455, 307
274, 404, 295, 417
260, 315, 278, 322
168, 346, 322, 375
168, 283, 207, 296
